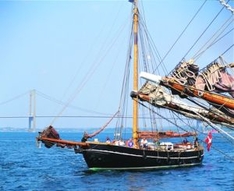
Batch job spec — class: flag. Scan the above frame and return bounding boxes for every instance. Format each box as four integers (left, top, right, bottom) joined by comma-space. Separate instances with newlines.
204, 131, 212, 151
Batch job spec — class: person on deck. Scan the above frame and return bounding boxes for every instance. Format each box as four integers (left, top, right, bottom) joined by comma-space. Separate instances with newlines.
81, 132, 89, 142
183, 138, 188, 144
106, 137, 111, 144
194, 137, 199, 148
127, 138, 134, 148
153, 138, 160, 146
140, 138, 148, 148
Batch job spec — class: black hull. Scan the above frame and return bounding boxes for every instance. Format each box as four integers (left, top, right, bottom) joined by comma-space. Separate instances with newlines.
77, 143, 204, 170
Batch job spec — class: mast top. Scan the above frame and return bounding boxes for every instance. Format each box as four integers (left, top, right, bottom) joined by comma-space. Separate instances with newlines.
129, 0, 138, 5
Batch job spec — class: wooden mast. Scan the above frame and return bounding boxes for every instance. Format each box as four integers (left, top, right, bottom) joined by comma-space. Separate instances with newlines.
132, 0, 139, 147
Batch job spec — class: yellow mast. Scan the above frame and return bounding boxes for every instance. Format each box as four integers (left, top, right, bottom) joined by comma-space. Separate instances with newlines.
132, 0, 139, 147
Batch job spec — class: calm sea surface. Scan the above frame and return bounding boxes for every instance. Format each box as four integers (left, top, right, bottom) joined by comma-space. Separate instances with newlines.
1, 131, 234, 191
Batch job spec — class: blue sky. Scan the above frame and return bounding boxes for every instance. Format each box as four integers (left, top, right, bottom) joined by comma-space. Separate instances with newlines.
0, 0, 233, 130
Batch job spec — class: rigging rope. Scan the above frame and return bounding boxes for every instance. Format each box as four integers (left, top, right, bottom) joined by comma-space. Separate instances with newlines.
219, 0, 234, 14
36, 90, 108, 115
137, 100, 199, 135
50, 14, 130, 126
221, 44, 234, 56
183, 2, 226, 60
138, 99, 234, 161
193, 16, 234, 60
138, 13, 167, 74
161, 0, 208, 72
84, 110, 119, 139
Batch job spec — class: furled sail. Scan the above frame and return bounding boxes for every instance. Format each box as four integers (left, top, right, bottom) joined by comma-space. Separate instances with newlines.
132, 80, 234, 127
139, 57, 234, 121
168, 58, 234, 97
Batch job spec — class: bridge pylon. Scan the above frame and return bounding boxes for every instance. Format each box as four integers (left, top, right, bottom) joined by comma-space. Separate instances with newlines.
28, 89, 36, 132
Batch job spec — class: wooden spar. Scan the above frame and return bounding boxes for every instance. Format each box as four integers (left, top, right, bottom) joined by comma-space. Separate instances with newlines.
37, 136, 89, 147
165, 79, 234, 110
132, 0, 139, 147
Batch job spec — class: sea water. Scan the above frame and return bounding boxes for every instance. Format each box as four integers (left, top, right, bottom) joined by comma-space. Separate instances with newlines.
1, 131, 234, 191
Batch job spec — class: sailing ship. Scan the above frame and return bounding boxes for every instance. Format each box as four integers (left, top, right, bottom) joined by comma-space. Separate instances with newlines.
36, 0, 233, 170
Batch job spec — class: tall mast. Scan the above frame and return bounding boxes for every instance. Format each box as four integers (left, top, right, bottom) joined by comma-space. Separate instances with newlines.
132, 0, 139, 147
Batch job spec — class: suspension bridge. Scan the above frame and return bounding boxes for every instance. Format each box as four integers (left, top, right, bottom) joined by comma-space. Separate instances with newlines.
0, 90, 205, 132
0, 89, 117, 132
